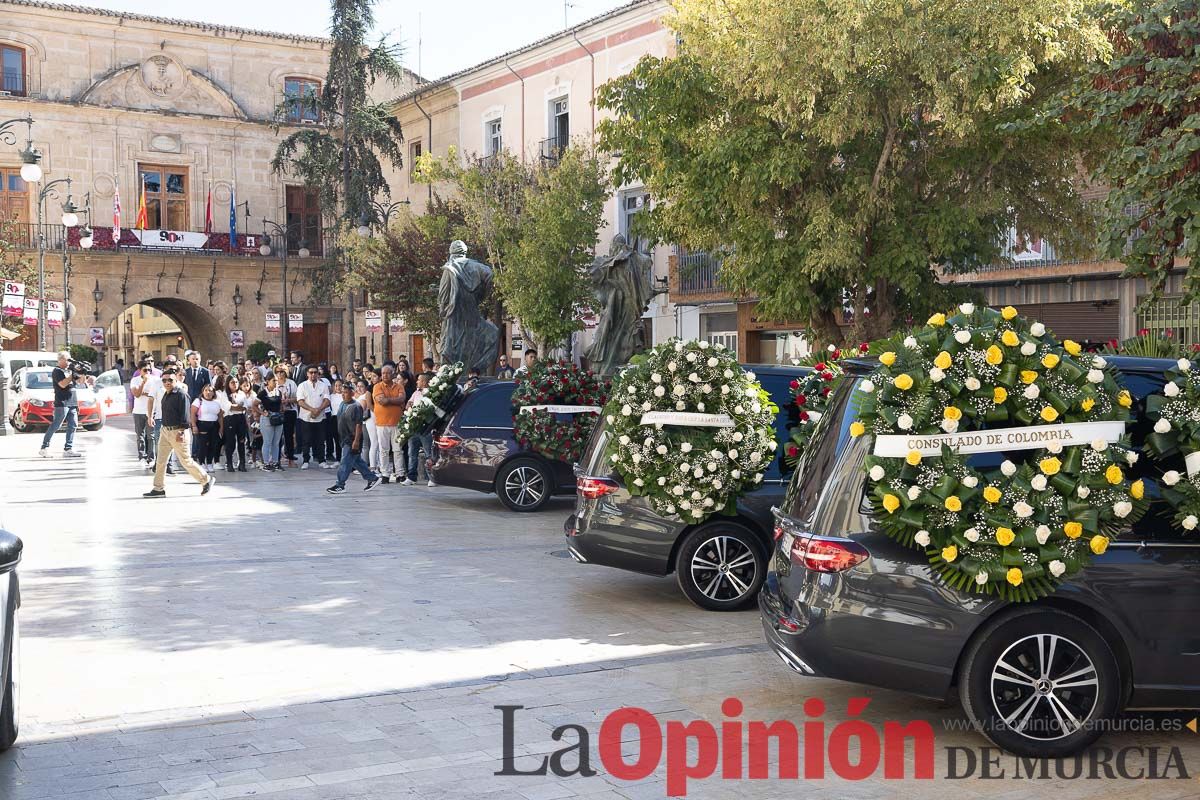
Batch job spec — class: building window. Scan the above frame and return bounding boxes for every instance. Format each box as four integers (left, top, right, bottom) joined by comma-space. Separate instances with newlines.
485, 118, 502, 156
1, 45, 25, 96
621, 191, 649, 250
284, 77, 321, 123
0, 168, 30, 240
409, 140, 422, 174
550, 96, 569, 146
285, 186, 321, 255
137, 164, 189, 230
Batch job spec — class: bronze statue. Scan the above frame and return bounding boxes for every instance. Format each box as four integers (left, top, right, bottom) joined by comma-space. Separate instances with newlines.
585, 234, 663, 375
437, 240, 498, 374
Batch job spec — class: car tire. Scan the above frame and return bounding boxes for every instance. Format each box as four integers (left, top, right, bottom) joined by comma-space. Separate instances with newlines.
0, 609, 18, 751
960, 608, 1120, 757
495, 457, 552, 512
675, 523, 766, 611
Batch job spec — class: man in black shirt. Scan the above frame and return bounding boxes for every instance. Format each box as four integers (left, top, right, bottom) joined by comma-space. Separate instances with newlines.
39, 351, 90, 458
143, 371, 214, 497
326, 383, 379, 494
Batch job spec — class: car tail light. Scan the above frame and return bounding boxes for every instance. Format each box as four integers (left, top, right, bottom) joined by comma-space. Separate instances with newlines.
434, 433, 462, 450
577, 476, 619, 499
790, 534, 869, 573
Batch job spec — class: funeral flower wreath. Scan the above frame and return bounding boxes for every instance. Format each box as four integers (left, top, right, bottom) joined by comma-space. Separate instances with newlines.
396, 362, 464, 444
511, 361, 609, 464
856, 304, 1148, 601
603, 338, 778, 523
783, 342, 869, 468
1144, 358, 1200, 530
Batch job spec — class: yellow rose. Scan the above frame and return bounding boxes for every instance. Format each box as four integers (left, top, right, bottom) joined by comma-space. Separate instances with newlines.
879, 351, 897, 367
1064, 339, 1082, 356
985, 345, 1004, 366
850, 421, 866, 437
1007, 568, 1024, 587
1040, 406, 1059, 423
933, 351, 952, 370
928, 313, 946, 327
1081, 397, 1095, 412
1090, 535, 1109, 555
993, 387, 1008, 404
1118, 390, 1132, 408
1001, 306, 1018, 320
1105, 464, 1123, 485
944, 406, 962, 421
1064, 521, 1083, 539
882, 494, 901, 514
1001, 330, 1020, 348
1040, 457, 1062, 476
906, 450, 922, 466
983, 486, 1002, 504
945, 495, 962, 512
995, 527, 1015, 546
1021, 370, 1039, 384
893, 374, 914, 391
1131, 479, 1144, 500
942, 545, 958, 562
1042, 353, 1060, 369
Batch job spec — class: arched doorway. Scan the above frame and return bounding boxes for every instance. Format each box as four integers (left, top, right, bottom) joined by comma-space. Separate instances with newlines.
103, 298, 229, 367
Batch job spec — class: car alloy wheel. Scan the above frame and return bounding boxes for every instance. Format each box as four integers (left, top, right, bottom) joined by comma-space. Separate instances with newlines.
505, 466, 544, 508
676, 524, 766, 611
990, 633, 1098, 741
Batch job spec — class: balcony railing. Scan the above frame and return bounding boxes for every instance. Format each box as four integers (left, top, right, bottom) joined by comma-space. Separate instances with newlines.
1, 69, 24, 96
1, 223, 329, 258
539, 136, 567, 163
674, 246, 725, 295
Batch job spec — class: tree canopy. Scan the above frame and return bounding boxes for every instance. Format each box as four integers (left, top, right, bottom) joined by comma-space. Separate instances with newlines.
598, 0, 1112, 343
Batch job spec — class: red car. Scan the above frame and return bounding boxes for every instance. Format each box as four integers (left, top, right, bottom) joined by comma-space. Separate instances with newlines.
8, 368, 102, 432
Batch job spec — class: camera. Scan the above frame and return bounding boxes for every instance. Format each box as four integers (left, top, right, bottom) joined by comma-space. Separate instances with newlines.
67, 359, 94, 378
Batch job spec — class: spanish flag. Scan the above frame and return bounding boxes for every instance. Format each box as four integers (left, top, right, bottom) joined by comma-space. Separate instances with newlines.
134, 175, 148, 230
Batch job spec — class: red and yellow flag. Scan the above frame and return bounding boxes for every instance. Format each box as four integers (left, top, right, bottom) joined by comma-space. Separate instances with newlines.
134, 176, 148, 230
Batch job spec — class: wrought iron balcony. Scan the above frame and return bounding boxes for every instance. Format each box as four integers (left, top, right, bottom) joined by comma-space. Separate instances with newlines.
539, 136, 567, 163
672, 246, 725, 296
1, 223, 329, 258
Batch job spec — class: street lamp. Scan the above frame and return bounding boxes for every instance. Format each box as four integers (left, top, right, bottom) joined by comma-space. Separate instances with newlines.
92, 280, 103, 322
35, 176, 80, 351
356, 198, 410, 238
232, 284, 243, 325
0, 115, 38, 437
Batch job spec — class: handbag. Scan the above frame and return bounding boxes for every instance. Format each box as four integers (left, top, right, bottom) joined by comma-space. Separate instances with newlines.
268, 411, 284, 427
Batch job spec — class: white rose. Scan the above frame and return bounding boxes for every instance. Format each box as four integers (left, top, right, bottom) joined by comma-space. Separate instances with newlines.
745, 386, 758, 398
619, 435, 631, 446
721, 386, 730, 395
628, 385, 637, 395
610, 453, 619, 462
954, 330, 972, 344
940, 418, 959, 433
746, 372, 757, 381
657, 476, 667, 486
827, 343, 837, 353
651, 373, 662, 384
668, 361, 678, 372
1113, 501, 1133, 519
1020, 342, 1037, 356
656, 445, 668, 455
1165, 381, 1181, 397
665, 504, 676, 514
1035, 525, 1051, 545
735, 405, 745, 414
1023, 384, 1040, 400
964, 528, 980, 543
673, 485, 685, 496
728, 449, 739, 459
692, 508, 705, 517
1077, 485, 1091, 499
680, 500, 691, 510
897, 414, 914, 431
869, 465, 886, 481
903, 336, 918, 349
1091, 439, 1108, 452
929, 367, 945, 383
1163, 470, 1181, 486
632, 453, 642, 464
712, 480, 722, 490
621, 404, 632, 416
755, 473, 764, 482
768, 440, 778, 451
861, 379, 876, 393
1031, 474, 1048, 491
1031, 322, 1046, 337
723, 369, 733, 379
733, 432, 744, 442
694, 468, 704, 478
1049, 560, 1066, 578
1047, 439, 1063, 454
707, 357, 719, 368
907, 486, 922, 501
959, 303, 975, 315
673, 385, 686, 396
679, 462, 690, 473
976, 572, 989, 586
642, 402, 651, 411
914, 530, 931, 547
710, 449, 722, 459
607, 415, 615, 423
1154, 418, 1172, 434
686, 352, 697, 362
1185, 515, 1199, 531
965, 377, 981, 391
1086, 369, 1104, 384
634, 478, 644, 487
1092, 356, 1107, 369
1179, 358, 1192, 371
1014, 501, 1034, 518
674, 342, 683, 352
654, 385, 666, 397
689, 372, 701, 383
675, 401, 686, 410
1001, 460, 1017, 477
680, 442, 693, 453
731, 469, 741, 479
703, 498, 714, 507
962, 475, 979, 488
1125, 451, 1139, 465
699, 340, 710, 349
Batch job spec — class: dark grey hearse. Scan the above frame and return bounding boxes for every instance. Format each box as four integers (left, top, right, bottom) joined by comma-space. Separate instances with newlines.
0, 529, 21, 750
761, 356, 1200, 757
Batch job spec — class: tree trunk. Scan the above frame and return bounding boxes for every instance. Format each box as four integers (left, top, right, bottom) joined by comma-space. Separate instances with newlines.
342, 78, 356, 364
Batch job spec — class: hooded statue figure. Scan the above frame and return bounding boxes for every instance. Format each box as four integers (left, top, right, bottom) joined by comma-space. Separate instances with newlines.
437, 240, 499, 373
585, 234, 660, 375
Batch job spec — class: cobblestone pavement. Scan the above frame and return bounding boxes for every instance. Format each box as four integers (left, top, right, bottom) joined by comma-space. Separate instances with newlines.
0, 419, 1197, 799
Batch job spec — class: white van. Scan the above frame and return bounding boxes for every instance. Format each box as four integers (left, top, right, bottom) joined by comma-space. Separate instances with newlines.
1, 350, 59, 380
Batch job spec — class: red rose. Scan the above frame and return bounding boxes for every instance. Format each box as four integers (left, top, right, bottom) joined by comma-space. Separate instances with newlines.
822, 371, 834, 381
786, 444, 799, 457
859, 342, 869, 352
822, 387, 831, 396
832, 349, 842, 359
789, 379, 799, 389
795, 394, 807, 406
1138, 328, 1149, 336
815, 362, 826, 371
800, 411, 809, 422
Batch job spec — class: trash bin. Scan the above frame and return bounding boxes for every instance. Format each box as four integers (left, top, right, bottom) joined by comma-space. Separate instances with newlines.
0, 529, 21, 750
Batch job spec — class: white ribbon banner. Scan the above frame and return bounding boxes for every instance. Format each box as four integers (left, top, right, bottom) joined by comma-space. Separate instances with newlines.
520, 404, 601, 415
640, 411, 734, 428
873, 420, 1127, 459
1186, 452, 1200, 478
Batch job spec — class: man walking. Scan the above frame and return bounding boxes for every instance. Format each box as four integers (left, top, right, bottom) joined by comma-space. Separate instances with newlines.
143, 371, 214, 497
130, 357, 161, 468
327, 383, 380, 494
296, 365, 331, 468
371, 363, 406, 483
39, 351, 90, 458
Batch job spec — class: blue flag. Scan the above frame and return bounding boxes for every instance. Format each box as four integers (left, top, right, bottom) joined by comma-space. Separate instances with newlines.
228, 184, 237, 252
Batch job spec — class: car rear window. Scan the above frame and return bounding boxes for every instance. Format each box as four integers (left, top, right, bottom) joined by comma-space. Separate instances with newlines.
24, 371, 52, 389
456, 384, 515, 428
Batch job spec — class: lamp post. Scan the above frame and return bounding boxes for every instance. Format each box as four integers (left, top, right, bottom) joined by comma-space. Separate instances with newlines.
60, 189, 90, 349
355, 198, 409, 363
92, 280, 103, 322
0, 115, 38, 438
232, 284, 243, 325
260, 219, 308, 357
35, 176, 81, 351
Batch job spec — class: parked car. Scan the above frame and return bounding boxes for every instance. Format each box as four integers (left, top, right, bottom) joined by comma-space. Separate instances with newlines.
430, 380, 578, 512
0, 529, 22, 751
760, 356, 1200, 757
92, 368, 129, 422
7, 367, 102, 432
564, 364, 808, 610
0, 350, 57, 383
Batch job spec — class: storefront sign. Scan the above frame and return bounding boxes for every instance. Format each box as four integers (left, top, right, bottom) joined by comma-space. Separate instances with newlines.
132, 229, 211, 249
89, 327, 105, 346
2, 281, 25, 317
872, 421, 1126, 459
288, 313, 304, 332
265, 313, 280, 332
46, 300, 64, 328
365, 309, 383, 332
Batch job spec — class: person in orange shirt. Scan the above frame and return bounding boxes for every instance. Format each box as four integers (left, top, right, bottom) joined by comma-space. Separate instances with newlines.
371, 363, 407, 482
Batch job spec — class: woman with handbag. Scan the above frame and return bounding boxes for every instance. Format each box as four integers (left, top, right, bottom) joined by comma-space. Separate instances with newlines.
257, 373, 286, 472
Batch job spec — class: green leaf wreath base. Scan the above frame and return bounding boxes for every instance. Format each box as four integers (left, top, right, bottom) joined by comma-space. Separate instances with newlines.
511, 361, 609, 464
1144, 358, 1200, 532
397, 362, 464, 444
603, 338, 779, 524
855, 304, 1149, 602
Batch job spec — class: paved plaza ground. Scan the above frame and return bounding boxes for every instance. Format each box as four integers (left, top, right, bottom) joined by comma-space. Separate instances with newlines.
0, 418, 1197, 799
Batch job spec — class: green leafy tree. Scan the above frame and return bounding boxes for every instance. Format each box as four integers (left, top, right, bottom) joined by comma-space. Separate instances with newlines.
0, 219, 35, 331
598, 0, 1111, 343
246, 340, 273, 362
68, 344, 97, 366
1069, 1, 1200, 302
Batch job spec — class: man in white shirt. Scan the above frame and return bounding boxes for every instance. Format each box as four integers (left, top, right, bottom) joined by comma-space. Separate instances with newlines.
129, 357, 162, 467
295, 365, 332, 469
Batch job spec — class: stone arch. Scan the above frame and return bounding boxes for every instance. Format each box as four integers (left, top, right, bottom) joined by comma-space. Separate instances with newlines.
109, 297, 228, 363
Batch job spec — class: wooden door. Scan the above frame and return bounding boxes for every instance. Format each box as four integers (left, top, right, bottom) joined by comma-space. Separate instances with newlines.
288, 322, 328, 365
412, 335, 424, 369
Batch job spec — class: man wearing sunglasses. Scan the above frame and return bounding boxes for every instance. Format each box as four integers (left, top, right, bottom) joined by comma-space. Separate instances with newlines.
143, 369, 215, 497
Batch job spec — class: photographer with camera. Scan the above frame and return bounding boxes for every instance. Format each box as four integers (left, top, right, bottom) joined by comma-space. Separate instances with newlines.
38, 351, 94, 458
